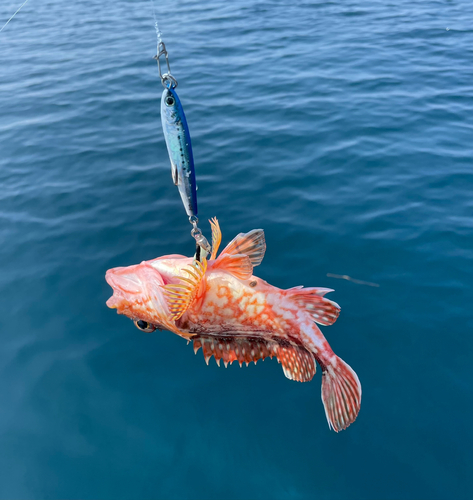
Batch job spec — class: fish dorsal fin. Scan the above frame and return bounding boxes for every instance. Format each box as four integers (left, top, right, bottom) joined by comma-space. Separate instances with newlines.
162, 258, 207, 321
212, 253, 253, 280
191, 336, 316, 382
219, 229, 266, 267
209, 217, 222, 260
288, 287, 340, 326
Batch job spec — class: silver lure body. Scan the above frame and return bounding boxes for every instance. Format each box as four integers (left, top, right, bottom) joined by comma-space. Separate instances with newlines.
161, 87, 198, 217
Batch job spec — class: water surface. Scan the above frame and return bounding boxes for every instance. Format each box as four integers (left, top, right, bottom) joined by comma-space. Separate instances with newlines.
1, 0, 472, 498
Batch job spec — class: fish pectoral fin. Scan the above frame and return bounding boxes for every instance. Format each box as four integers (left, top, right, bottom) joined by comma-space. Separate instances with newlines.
191, 336, 316, 381
162, 258, 207, 321
209, 217, 222, 260
219, 229, 266, 267
288, 287, 340, 326
212, 253, 253, 280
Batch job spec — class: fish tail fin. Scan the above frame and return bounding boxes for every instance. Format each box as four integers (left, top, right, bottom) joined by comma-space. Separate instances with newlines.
320, 355, 361, 432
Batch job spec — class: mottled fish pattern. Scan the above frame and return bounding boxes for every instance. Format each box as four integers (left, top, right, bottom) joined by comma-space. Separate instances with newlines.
106, 219, 361, 431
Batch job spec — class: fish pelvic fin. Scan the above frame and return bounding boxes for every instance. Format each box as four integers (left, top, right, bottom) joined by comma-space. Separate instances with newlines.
209, 217, 222, 260
288, 287, 340, 326
212, 253, 253, 280
191, 335, 315, 381
320, 355, 361, 432
162, 258, 207, 321
220, 229, 266, 267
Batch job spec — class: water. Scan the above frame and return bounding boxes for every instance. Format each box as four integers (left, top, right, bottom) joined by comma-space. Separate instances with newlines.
1, 0, 472, 498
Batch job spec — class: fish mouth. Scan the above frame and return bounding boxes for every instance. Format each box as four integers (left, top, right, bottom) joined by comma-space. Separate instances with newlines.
105, 285, 123, 309
105, 266, 142, 312
106, 294, 121, 310
105, 271, 124, 310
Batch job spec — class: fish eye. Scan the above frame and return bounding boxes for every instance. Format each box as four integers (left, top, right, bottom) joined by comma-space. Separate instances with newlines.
165, 96, 175, 106
133, 319, 156, 332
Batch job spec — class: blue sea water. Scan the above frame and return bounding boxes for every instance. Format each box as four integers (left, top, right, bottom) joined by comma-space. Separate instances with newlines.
1, 0, 472, 498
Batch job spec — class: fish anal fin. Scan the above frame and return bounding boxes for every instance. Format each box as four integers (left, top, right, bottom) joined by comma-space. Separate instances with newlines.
190, 336, 315, 382
162, 258, 207, 321
288, 287, 340, 326
213, 253, 253, 280
220, 229, 266, 267
276, 344, 316, 382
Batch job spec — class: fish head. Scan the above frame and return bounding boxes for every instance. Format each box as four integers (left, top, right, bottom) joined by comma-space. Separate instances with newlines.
105, 255, 193, 333
105, 260, 171, 332
161, 87, 181, 125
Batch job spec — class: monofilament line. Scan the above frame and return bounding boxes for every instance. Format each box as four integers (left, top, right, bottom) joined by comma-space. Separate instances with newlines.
149, 0, 162, 53
326, 273, 380, 287
0, 0, 30, 33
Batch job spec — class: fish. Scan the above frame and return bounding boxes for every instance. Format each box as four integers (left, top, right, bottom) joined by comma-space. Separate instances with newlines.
161, 86, 198, 218
105, 219, 361, 431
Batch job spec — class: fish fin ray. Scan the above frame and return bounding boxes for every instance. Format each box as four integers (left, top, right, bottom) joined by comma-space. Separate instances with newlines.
212, 253, 253, 280
320, 355, 361, 432
288, 287, 340, 326
190, 336, 315, 382
209, 217, 222, 260
219, 229, 266, 267
192, 336, 274, 368
162, 258, 207, 320
276, 344, 316, 382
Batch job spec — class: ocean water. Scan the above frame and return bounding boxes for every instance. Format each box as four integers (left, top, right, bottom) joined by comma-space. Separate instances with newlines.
1, 0, 472, 498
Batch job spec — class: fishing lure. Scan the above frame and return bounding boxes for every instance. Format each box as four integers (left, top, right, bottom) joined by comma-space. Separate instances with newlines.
161, 85, 198, 218
156, 41, 198, 219
156, 40, 210, 256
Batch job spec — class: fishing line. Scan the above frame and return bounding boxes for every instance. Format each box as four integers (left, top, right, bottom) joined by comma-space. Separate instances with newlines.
326, 273, 380, 287
0, 0, 30, 33
149, 0, 162, 54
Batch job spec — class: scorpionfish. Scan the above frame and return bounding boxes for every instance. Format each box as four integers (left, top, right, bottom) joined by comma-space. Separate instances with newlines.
105, 218, 361, 431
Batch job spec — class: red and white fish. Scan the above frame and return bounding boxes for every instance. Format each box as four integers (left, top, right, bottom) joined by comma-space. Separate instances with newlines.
105, 219, 361, 431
